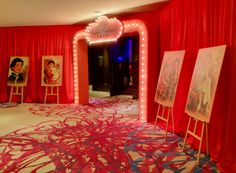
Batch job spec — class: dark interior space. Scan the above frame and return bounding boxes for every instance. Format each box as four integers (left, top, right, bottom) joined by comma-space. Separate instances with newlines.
88, 35, 139, 98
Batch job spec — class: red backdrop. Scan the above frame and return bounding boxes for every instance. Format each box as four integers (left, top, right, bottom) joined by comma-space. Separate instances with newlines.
0, 25, 83, 103
0, 0, 235, 172
120, 0, 236, 172
158, 0, 236, 172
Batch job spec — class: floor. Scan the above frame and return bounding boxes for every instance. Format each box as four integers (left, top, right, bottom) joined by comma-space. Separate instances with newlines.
0, 95, 219, 172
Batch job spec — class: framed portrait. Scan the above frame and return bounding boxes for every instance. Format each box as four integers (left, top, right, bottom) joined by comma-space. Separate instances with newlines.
154, 50, 185, 107
41, 56, 63, 86
185, 45, 226, 122
7, 56, 29, 86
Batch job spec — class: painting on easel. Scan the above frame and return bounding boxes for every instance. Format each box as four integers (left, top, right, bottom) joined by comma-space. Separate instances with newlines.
185, 45, 226, 122
155, 50, 185, 107
7, 56, 29, 86
41, 56, 63, 86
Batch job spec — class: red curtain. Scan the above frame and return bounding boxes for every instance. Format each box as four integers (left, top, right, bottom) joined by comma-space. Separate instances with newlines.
0, 1, 235, 171
0, 25, 83, 103
158, 0, 236, 172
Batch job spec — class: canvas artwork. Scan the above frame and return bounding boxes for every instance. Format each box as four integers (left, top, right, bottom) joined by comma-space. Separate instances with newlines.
185, 45, 226, 122
41, 56, 63, 86
155, 50, 185, 107
7, 56, 29, 86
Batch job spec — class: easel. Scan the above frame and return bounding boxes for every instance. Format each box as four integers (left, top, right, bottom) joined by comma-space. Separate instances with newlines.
154, 102, 175, 140
44, 86, 59, 104
9, 85, 24, 103
182, 115, 208, 165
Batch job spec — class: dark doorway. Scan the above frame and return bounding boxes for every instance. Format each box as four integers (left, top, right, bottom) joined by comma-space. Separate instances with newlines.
88, 35, 139, 99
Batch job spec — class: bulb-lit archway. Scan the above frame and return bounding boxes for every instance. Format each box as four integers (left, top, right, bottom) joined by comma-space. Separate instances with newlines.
72, 19, 148, 122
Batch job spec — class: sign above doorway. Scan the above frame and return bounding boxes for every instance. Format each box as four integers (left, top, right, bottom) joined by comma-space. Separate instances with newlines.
85, 16, 123, 44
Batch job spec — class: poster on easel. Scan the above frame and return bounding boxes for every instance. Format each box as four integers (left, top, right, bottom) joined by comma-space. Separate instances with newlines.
7, 56, 29, 86
154, 50, 185, 107
41, 56, 63, 86
185, 45, 226, 122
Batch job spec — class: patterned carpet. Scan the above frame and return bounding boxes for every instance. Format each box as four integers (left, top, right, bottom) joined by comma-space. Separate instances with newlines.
0, 96, 219, 172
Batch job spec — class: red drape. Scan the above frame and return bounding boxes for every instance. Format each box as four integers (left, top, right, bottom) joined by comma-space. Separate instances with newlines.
0, 1, 235, 171
0, 25, 83, 103
159, 0, 236, 172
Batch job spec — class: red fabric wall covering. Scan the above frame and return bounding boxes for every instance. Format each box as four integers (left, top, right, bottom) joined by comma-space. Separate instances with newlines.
0, 0, 235, 171
0, 25, 83, 103
158, 0, 236, 172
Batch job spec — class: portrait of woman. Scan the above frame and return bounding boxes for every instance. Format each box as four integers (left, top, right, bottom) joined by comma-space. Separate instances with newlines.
41, 56, 63, 86
155, 50, 185, 107
185, 45, 226, 122
7, 56, 29, 86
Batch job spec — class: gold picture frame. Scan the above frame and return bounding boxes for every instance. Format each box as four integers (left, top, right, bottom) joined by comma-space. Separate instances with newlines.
7, 56, 29, 86
41, 56, 63, 86
185, 45, 226, 122
155, 50, 185, 107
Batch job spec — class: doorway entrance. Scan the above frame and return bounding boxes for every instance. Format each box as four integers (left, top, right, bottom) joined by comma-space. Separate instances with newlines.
88, 35, 139, 99
73, 19, 148, 122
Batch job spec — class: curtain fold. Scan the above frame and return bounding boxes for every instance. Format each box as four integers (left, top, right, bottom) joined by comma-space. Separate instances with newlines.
159, 0, 236, 172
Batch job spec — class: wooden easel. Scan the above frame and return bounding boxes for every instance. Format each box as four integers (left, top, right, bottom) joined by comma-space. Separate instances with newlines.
182, 115, 208, 165
44, 86, 59, 104
154, 102, 175, 140
9, 85, 24, 103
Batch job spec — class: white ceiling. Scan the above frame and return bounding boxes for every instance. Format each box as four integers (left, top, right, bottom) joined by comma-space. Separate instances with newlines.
0, 0, 168, 27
